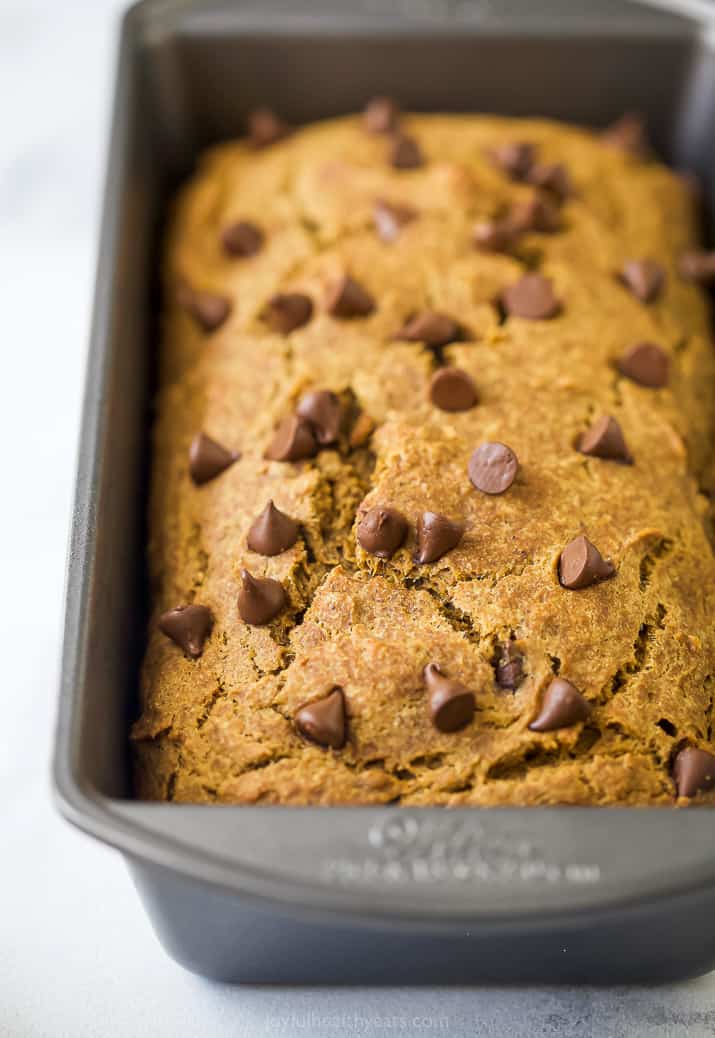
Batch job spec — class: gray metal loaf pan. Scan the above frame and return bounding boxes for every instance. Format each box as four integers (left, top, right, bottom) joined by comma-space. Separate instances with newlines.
53, 0, 715, 984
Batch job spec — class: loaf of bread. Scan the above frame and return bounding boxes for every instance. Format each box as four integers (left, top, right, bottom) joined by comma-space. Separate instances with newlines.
133, 103, 715, 805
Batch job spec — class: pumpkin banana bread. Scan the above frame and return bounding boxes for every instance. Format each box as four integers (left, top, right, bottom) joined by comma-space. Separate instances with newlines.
132, 103, 715, 806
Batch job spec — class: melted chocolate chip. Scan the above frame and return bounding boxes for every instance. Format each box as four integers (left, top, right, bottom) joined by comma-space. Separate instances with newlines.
496, 645, 524, 691
529, 678, 591, 732
221, 220, 264, 257
527, 162, 573, 201
488, 141, 535, 180
509, 193, 561, 233
397, 311, 461, 347
501, 274, 560, 320
578, 415, 632, 464
357, 507, 408, 558
601, 112, 649, 157
265, 416, 318, 462
247, 501, 300, 556
237, 569, 287, 625
468, 442, 519, 495
296, 389, 343, 445
364, 96, 400, 134
326, 275, 376, 319
390, 134, 424, 170
424, 664, 476, 733
264, 292, 313, 334
295, 688, 347, 749
678, 251, 715, 285
620, 259, 665, 303
189, 433, 239, 485
179, 286, 231, 332
473, 219, 518, 253
248, 107, 289, 147
429, 367, 478, 412
673, 746, 715, 798
349, 412, 376, 449
159, 604, 213, 659
373, 199, 417, 242
559, 535, 615, 590
617, 342, 669, 388
414, 512, 464, 564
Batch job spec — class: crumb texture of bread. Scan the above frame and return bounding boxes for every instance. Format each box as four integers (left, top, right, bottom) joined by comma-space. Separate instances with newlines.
133, 111, 715, 806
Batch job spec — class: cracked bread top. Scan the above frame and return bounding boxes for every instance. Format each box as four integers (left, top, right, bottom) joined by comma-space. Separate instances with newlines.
132, 108, 715, 806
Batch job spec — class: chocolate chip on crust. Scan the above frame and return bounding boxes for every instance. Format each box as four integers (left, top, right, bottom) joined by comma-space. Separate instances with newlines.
159, 605, 213, 659
295, 688, 347, 749
326, 275, 376, 319
578, 415, 632, 464
673, 746, 715, 798
424, 664, 476, 732
559, 535, 615, 590
247, 501, 300, 556
357, 507, 408, 558
221, 220, 264, 257
189, 433, 239, 485
500, 274, 560, 320
529, 678, 591, 732
468, 442, 519, 495
414, 512, 464, 564
617, 342, 669, 389
265, 416, 318, 462
237, 569, 287, 625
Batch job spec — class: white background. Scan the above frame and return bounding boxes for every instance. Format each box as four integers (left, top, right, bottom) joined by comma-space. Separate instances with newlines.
2, 1, 715, 1035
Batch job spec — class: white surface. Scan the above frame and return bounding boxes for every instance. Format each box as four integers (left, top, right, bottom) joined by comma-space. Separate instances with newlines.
3, 1, 715, 1035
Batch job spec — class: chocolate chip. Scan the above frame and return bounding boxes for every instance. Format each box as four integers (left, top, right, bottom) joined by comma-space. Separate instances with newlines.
265, 416, 318, 462
179, 286, 231, 332
397, 311, 461, 347
357, 507, 408, 558
678, 251, 715, 285
326, 275, 376, 318
296, 389, 343, 445
424, 664, 475, 733
429, 368, 478, 412
473, 219, 519, 253
673, 746, 715, 798
248, 107, 289, 147
390, 134, 424, 170
509, 194, 561, 233
189, 433, 239, 485
221, 220, 264, 257
247, 501, 300, 556
159, 604, 213, 659
617, 342, 669, 388
264, 292, 313, 334
496, 645, 524, 691
488, 141, 535, 180
414, 512, 464, 564
468, 442, 519, 495
529, 678, 591, 732
373, 199, 416, 242
620, 259, 665, 303
601, 112, 649, 157
364, 96, 400, 134
527, 162, 573, 201
349, 412, 376, 448
237, 569, 287, 625
295, 688, 347, 749
559, 534, 615, 590
578, 415, 632, 464
500, 273, 560, 320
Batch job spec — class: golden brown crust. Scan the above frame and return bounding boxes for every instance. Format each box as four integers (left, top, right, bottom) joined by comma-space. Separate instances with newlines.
133, 113, 715, 806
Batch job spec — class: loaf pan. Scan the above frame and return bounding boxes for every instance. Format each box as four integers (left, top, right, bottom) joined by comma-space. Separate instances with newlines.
53, 0, 715, 984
